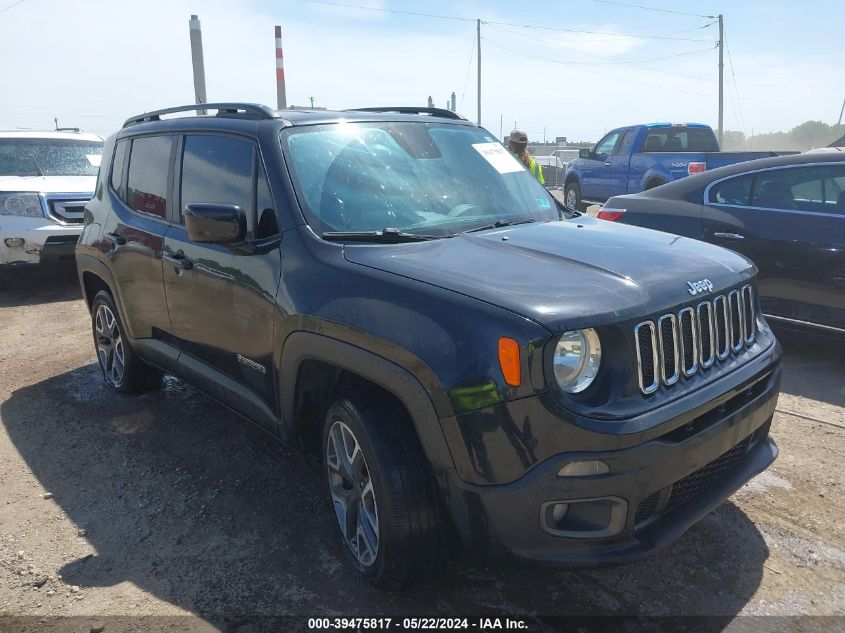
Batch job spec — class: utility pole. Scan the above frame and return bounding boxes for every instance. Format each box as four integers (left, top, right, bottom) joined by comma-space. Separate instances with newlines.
499, 114, 503, 140
476, 19, 481, 125
838, 95, 845, 126
189, 15, 207, 115
717, 14, 724, 148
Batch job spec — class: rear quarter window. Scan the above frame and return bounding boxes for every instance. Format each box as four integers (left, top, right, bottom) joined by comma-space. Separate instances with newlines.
110, 140, 128, 194
708, 174, 753, 205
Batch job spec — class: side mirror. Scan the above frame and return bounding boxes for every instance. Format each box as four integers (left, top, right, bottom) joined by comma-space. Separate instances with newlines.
184, 203, 246, 244
579, 148, 592, 159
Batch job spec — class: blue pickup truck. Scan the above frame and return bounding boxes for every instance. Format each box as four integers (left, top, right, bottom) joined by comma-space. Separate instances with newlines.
563, 123, 785, 209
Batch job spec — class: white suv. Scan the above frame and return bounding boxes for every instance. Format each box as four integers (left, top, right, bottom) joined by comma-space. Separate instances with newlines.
0, 130, 103, 266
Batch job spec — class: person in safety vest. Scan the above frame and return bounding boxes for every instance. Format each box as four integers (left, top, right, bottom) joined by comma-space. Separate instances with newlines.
507, 129, 545, 185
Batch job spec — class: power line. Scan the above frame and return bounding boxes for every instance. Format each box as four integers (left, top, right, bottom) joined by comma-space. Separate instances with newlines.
484, 18, 716, 43
590, 0, 715, 19
298, 0, 473, 21
482, 38, 714, 97
482, 19, 713, 41
484, 25, 717, 82
723, 29, 746, 131
0, 0, 29, 14
298, 0, 714, 41
460, 34, 475, 102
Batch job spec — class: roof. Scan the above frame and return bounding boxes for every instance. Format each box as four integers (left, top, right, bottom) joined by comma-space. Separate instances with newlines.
118, 103, 475, 135
830, 134, 845, 147
643, 122, 710, 129
0, 130, 103, 142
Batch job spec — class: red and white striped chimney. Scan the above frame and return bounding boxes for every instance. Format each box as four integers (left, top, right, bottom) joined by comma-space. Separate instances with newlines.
275, 26, 287, 110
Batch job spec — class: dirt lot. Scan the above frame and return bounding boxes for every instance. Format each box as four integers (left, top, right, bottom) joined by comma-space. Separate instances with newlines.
1, 266, 844, 628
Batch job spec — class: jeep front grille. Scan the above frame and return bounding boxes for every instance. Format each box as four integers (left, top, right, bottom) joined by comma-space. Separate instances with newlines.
635, 286, 756, 395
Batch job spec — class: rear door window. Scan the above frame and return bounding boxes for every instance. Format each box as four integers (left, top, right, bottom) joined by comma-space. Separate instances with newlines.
615, 130, 635, 155
126, 136, 175, 219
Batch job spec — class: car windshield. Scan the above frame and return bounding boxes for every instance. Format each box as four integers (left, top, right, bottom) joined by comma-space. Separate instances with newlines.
0, 138, 103, 177
281, 121, 561, 237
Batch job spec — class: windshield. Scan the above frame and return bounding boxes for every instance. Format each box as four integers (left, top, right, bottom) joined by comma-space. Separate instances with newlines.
281, 122, 561, 237
0, 138, 103, 177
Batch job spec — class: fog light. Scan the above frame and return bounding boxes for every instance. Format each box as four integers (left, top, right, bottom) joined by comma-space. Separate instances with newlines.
557, 460, 610, 477
4, 238, 25, 248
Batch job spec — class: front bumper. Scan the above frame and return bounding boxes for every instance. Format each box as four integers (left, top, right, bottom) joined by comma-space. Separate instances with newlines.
0, 217, 81, 265
442, 343, 781, 566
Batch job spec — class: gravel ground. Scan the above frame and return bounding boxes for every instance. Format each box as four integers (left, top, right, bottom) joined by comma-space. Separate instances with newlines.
0, 266, 843, 628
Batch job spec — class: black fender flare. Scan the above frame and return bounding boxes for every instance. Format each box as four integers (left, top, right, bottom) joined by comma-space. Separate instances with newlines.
76, 253, 129, 322
279, 331, 458, 478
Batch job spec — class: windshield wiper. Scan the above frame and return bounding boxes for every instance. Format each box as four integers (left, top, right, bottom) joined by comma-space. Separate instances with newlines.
462, 218, 537, 234
321, 227, 441, 243
13, 145, 44, 177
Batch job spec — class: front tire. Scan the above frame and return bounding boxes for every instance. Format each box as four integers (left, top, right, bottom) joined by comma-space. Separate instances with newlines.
322, 396, 439, 589
91, 290, 162, 394
564, 181, 582, 210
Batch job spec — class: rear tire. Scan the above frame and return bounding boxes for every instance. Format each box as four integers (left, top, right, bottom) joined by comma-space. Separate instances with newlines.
322, 396, 439, 590
564, 181, 582, 210
645, 179, 666, 190
91, 290, 162, 394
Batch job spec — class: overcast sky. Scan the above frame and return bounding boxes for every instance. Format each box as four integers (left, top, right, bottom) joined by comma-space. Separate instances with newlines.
0, 0, 842, 142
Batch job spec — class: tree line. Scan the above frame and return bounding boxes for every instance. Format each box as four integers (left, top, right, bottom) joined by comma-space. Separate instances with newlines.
722, 121, 845, 152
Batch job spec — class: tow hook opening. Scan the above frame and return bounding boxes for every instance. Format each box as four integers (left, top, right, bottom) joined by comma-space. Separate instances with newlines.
540, 497, 628, 539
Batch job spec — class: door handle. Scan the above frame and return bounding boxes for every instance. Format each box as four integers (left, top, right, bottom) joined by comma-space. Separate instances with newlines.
713, 232, 745, 240
603, 162, 611, 166
103, 232, 126, 246
162, 252, 193, 270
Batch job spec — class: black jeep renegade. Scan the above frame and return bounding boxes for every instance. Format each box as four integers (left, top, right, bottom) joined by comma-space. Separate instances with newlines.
76, 103, 781, 588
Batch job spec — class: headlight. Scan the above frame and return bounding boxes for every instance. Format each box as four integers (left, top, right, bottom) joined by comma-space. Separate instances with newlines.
553, 329, 602, 393
0, 193, 43, 218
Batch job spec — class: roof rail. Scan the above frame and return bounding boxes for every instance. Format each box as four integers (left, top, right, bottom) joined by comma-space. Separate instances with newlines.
349, 107, 466, 121
123, 103, 279, 128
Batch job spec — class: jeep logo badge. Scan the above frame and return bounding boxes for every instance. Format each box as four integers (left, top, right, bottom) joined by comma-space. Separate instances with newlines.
686, 279, 714, 296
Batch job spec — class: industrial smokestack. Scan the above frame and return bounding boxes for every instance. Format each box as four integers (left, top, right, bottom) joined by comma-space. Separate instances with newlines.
451, 92, 456, 112
189, 15, 207, 115
427, 95, 434, 108
275, 26, 287, 110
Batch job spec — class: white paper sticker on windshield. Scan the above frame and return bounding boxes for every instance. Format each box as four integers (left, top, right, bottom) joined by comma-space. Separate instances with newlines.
472, 142, 524, 174
86, 154, 102, 167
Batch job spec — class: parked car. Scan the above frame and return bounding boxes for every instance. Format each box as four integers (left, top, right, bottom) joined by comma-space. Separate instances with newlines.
0, 129, 103, 266
77, 103, 781, 588
600, 152, 845, 338
563, 122, 790, 209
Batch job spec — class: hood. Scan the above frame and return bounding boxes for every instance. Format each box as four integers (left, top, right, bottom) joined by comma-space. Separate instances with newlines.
0, 175, 96, 194
343, 217, 755, 332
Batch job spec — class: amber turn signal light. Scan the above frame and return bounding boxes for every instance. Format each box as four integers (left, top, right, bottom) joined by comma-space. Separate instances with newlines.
498, 337, 521, 387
